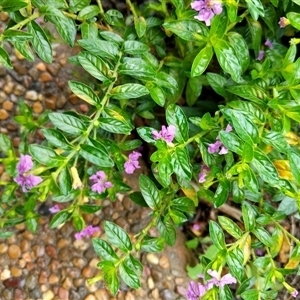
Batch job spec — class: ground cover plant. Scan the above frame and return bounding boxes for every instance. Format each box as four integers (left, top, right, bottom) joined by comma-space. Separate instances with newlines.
1, 0, 300, 299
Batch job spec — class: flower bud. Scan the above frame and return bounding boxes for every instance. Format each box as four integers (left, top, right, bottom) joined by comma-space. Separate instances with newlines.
70, 166, 83, 189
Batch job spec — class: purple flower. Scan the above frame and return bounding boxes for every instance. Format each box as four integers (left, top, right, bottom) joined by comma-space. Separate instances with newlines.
14, 155, 42, 192
186, 281, 206, 300
278, 17, 290, 28
90, 171, 113, 194
198, 164, 210, 183
191, 0, 222, 26
152, 125, 176, 143
208, 124, 232, 155
256, 50, 265, 61
292, 290, 298, 298
192, 223, 201, 231
49, 204, 61, 214
265, 39, 273, 48
75, 225, 100, 240
206, 269, 237, 288
124, 151, 142, 174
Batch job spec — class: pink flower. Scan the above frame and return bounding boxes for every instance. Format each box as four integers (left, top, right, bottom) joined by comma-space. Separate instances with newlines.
206, 269, 237, 288
208, 124, 232, 155
90, 171, 113, 194
14, 154, 42, 192
198, 164, 210, 183
49, 204, 61, 214
74, 225, 100, 240
192, 223, 201, 231
124, 151, 142, 174
265, 39, 273, 48
256, 50, 264, 61
152, 125, 176, 143
278, 17, 290, 28
186, 281, 206, 300
292, 290, 298, 298
191, 0, 222, 26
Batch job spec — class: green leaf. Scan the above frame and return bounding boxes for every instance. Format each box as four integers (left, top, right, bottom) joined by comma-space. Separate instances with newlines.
270, 227, 284, 258
3, 30, 33, 42
209, 221, 226, 250
78, 39, 119, 60
13, 41, 34, 61
110, 83, 149, 100
119, 255, 142, 289
288, 151, 300, 183
41, 128, 72, 150
0, 0, 27, 11
157, 217, 176, 246
80, 144, 114, 168
104, 221, 132, 252
171, 197, 195, 213
246, 0, 264, 20
69, 81, 100, 107
242, 202, 256, 231
29, 144, 65, 167
79, 204, 102, 213
141, 236, 165, 252
191, 45, 214, 77
69, 0, 90, 12
58, 167, 71, 196
242, 166, 259, 193
262, 131, 290, 154
77, 5, 100, 20
100, 31, 124, 43
49, 112, 87, 135
287, 12, 300, 31
241, 290, 259, 300
157, 154, 173, 187
0, 231, 14, 238
134, 16, 147, 38
0, 133, 13, 154
0, 47, 12, 69
139, 174, 160, 210
80, 22, 98, 40
242, 143, 254, 163
77, 52, 109, 82
40, 6, 76, 46
209, 12, 228, 39
253, 227, 273, 247
173, 147, 192, 181
120, 140, 142, 151
206, 73, 228, 98
227, 249, 244, 281
236, 277, 256, 295
129, 192, 148, 207
166, 104, 189, 143
92, 238, 119, 262
213, 39, 242, 82
149, 85, 166, 107
218, 216, 243, 239
246, 18, 262, 57
123, 40, 150, 55
214, 182, 230, 208
98, 261, 119, 296
186, 76, 202, 106
32, 0, 67, 8
232, 181, 245, 203
50, 210, 72, 228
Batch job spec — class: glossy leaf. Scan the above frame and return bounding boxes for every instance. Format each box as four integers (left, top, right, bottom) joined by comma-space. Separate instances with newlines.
29, 144, 65, 167
173, 147, 192, 181
92, 238, 119, 262
77, 5, 100, 20
262, 131, 290, 154
157, 217, 176, 246
246, 18, 262, 57
141, 236, 165, 252
119, 255, 143, 289
0, 133, 13, 154
80, 144, 114, 167
171, 197, 195, 213
0, 47, 12, 69
123, 40, 150, 55
253, 227, 273, 247
50, 210, 72, 228
218, 216, 243, 239
104, 221, 132, 252
270, 227, 284, 258
98, 261, 119, 295
287, 13, 300, 31
139, 174, 160, 210
206, 73, 228, 98
242, 202, 256, 231
41, 128, 72, 150
14, 41, 34, 61
134, 16, 147, 38
226, 249, 244, 281
69, 81, 100, 106
58, 167, 71, 196
110, 83, 149, 100
0, 0, 27, 11
149, 85, 166, 107
209, 221, 226, 250
288, 151, 300, 183
191, 45, 214, 77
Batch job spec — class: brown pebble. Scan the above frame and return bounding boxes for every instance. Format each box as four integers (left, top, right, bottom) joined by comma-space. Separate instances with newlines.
13, 84, 25, 96
94, 289, 110, 300
40, 72, 53, 82
10, 266, 22, 277
62, 277, 73, 290
3, 100, 13, 111
79, 104, 89, 113
38, 270, 48, 284
84, 295, 96, 300
45, 98, 56, 110
73, 278, 85, 288
7, 122, 17, 131
13, 137, 20, 148
0, 109, 9, 120
36, 62, 46, 71
3, 277, 25, 288
49, 259, 61, 272
28, 68, 39, 80
42, 290, 55, 300
22, 252, 32, 262
33, 101, 43, 113
25, 90, 38, 101
0, 243, 8, 253
8, 244, 21, 259
46, 63, 60, 76
45, 245, 57, 258
0, 12, 9, 22
23, 231, 34, 240
72, 257, 87, 269
159, 255, 170, 269
56, 95, 67, 108
69, 94, 79, 104
57, 238, 69, 249
81, 266, 94, 278
3, 82, 14, 94
49, 273, 59, 284
14, 288, 24, 300
125, 291, 135, 300
175, 285, 187, 296
58, 287, 69, 300
14, 63, 27, 75
151, 288, 160, 299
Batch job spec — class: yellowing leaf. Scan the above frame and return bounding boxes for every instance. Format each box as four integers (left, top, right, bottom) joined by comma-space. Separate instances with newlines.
285, 131, 299, 146
239, 233, 251, 265
273, 160, 294, 180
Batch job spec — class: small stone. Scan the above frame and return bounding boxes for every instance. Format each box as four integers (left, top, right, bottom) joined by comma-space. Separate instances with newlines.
40, 284, 48, 292
45, 245, 57, 258
28, 68, 39, 80
40, 72, 53, 82
7, 122, 17, 131
151, 288, 160, 299
0, 269, 11, 281
147, 276, 155, 290
33, 101, 43, 113
73, 278, 85, 288
0, 66, 6, 76
56, 95, 67, 108
125, 291, 135, 300
13, 137, 20, 147
42, 290, 55, 300
36, 62, 46, 71
13, 84, 25, 96
49, 259, 60, 272
3, 289, 13, 300
95, 289, 110, 300
85, 295, 96, 300
146, 253, 159, 265
4, 81, 14, 94
57, 238, 69, 249
8, 244, 21, 259
79, 104, 89, 113
0, 91, 7, 102
58, 287, 69, 300
81, 266, 94, 278
3, 277, 25, 289
89, 257, 99, 268
72, 257, 87, 269
159, 255, 170, 269
0, 109, 9, 120
58, 247, 70, 261
34, 244, 45, 257
23, 231, 34, 240
38, 270, 48, 284
46, 63, 60, 76
25, 90, 38, 101
49, 273, 59, 284
14, 288, 24, 300
10, 266, 22, 277
14, 63, 27, 75
18, 259, 26, 268
62, 277, 73, 290
25, 274, 38, 290
160, 289, 176, 300
69, 94, 79, 104
0, 243, 8, 253
45, 98, 56, 110
22, 252, 32, 262
3, 100, 13, 111
73, 239, 89, 251
175, 285, 187, 296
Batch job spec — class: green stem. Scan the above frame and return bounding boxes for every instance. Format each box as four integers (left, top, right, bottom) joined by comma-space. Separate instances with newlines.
96, 0, 112, 31
273, 219, 300, 245
226, 10, 249, 32
126, 0, 138, 18
179, 130, 209, 148
7, 12, 40, 31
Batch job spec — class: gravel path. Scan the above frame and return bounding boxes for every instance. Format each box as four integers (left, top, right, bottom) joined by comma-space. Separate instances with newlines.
0, 13, 194, 300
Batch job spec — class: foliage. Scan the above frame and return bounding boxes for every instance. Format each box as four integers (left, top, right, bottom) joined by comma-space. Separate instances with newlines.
1, 0, 300, 298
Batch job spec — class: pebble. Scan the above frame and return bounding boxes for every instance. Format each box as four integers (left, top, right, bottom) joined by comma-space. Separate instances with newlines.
23, 231, 34, 240
4, 81, 14, 94
57, 238, 69, 249
40, 72, 53, 82
58, 287, 69, 300
36, 62, 46, 71
49, 273, 59, 284
84, 295, 96, 300
14, 288, 24, 300
73, 239, 90, 251
160, 289, 176, 300
28, 68, 39, 80
14, 84, 25, 96
3, 100, 13, 111
42, 290, 55, 300
73, 278, 85, 288
10, 266, 22, 277
146, 253, 159, 265
47, 63, 60, 76
147, 276, 155, 289
72, 257, 87, 269
0, 243, 8, 253
81, 266, 94, 278
25, 274, 38, 290
58, 247, 71, 261
3, 289, 13, 300
0, 108, 9, 120
159, 255, 170, 269
45, 245, 57, 258
0, 269, 11, 281
8, 244, 21, 259
56, 95, 67, 108
94, 289, 110, 300
175, 285, 187, 296
151, 288, 160, 299
79, 103, 89, 113
38, 270, 48, 284
62, 277, 73, 290
25, 90, 38, 101
34, 244, 45, 257
33, 101, 43, 113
